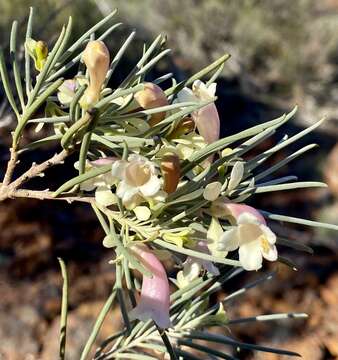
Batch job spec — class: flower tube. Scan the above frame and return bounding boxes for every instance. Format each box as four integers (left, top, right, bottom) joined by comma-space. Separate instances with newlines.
129, 245, 171, 328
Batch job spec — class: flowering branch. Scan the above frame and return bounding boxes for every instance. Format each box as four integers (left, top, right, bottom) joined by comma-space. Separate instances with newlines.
0, 7, 337, 360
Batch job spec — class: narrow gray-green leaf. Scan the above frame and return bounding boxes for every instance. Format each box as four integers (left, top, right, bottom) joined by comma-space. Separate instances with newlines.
154, 239, 241, 267
261, 211, 338, 231
53, 163, 111, 196
10, 20, 24, 110
0, 48, 19, 117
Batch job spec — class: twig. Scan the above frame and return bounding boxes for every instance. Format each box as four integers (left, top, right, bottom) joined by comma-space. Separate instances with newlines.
6, 189, 95, 204
1, 147, 18, 187
9, 149, 69, 190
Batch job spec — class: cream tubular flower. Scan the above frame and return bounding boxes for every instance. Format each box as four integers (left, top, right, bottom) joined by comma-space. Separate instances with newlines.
80, 40, 110, 109
218, 203, 278, 271
176, 80, 220, 145
129, 245, 171, 329
112, 154, 162, 209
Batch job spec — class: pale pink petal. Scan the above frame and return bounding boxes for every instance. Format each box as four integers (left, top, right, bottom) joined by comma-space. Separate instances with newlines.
224, 203, 266, 225
91, 157, 117, 166
129, 245, 172, 328
193, 103, 220, 145
64, 79, 77, 92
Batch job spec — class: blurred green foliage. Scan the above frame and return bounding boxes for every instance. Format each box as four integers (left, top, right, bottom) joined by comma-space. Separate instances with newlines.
1, 0, 338, 104
110, 0, 338, 98
0, 0, 101, 46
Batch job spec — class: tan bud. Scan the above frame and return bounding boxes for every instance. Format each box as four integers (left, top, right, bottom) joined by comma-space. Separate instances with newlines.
161, 153, 180, 194
81, 40, 110, 109
134, 83, 168, 127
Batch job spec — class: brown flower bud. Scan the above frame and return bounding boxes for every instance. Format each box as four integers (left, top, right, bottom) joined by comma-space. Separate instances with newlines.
80, 40, 110, 109
134, 83, 168, 127
161, 153, 181, 194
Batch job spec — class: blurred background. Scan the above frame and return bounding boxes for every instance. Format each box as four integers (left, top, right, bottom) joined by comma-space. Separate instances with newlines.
0, 0, 338, 359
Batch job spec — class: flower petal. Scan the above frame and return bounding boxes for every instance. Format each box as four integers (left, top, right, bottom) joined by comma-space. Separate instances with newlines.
133, 206, 151, 221
111, 160, 128, 179
262, 243, 278, 262
193, 103, 220, 145
139, 175, 161, 197
176, 87, 197, 103
260, 224, 277, 244
116, 181, 138, 202
129, 245, 172, 328
203, 181, 222, 201
237, 223, 264, 246
228, 161, 244, 191
95, 186, 117, 206
225, 203, 266, 225
207, 82, 217, 97
207, 217, 228, 257
239, 241, 263, 271
218, 227, 240, 252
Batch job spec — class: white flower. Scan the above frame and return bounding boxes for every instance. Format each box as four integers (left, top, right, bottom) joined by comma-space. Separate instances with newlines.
75, 158, 117, 206
176, 241, 220, 289
176, 80, 220, 145
218, 203, 278, 271
57, 79, 77, 105
112, 154, 162, 209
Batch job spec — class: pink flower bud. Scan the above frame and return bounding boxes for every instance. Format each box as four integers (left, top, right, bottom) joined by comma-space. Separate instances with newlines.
129, 245, 171, 328
134, 83, 168, 127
